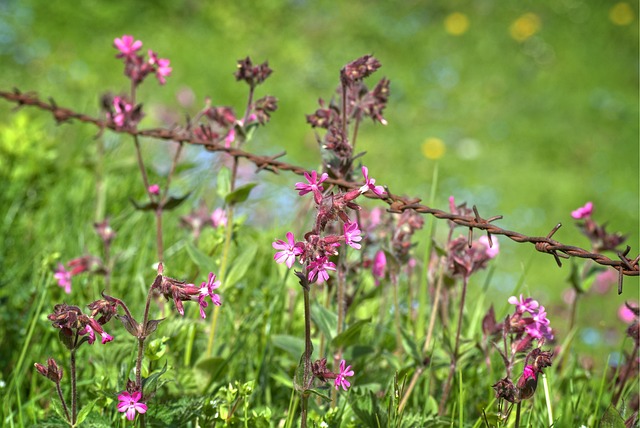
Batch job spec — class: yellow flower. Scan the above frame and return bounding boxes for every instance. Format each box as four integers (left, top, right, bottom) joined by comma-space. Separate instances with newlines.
422, 137, 446, 160
510, 13, 541, 42
609, 2, 634, 26
445, 12, 469, 36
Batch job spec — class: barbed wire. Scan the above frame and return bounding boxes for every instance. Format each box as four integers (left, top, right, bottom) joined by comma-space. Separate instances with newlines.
1, 88, 638, 293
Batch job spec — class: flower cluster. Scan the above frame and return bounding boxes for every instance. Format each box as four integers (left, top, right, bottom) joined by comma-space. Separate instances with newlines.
273, 166, 385, 285
113, 35, 171, 86
445, 234, 499, 280
48, 303, 114, 348
507, 294, 554, 346
153, 266, 222, 319
117, 390, 148, 421
571, 201, 626, 252
181, 204, 228, 239
311, 358, 355, 391
492, 348, 553, 403
306, 55, 389, 178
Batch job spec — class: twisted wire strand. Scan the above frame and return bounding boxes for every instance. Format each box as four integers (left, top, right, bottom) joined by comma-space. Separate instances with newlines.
1, 89, 637, 291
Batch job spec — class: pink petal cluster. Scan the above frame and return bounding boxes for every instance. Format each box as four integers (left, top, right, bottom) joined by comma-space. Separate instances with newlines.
54, 264, 72, 294
295, 170, 329, 204
272, 232, 304, 268
372, 250, 386, 286
211, 208, 227, 228
308, 256, 337, 284
478, 235, 499, 258
334, 359, 355, 391
509, 295, 553, 341
114, 35, 142, 58
110, 96, 134, 128
618, 302, 638, 324
117, 391, 148, 421
148, 184, 160, 195
359, 166, 385, 196
198, 272, 222, 319
571, 201, 593, 219
344, 221, 363, 249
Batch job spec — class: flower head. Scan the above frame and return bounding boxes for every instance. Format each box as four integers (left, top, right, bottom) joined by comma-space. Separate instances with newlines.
334, 359, 354, 391
148, 50, 172, 85
295, 170, 329, 204
308, 256, 337, 284
372, 250, 386, 285
344, 221, 363, 249
117, 391, 148, 421
571, 201, 593, 219
359, 166, 385, 196
54, 264, 72, 294
479, 235, 499, 258
211, 208, 227, 228
516, 365, 538, 400
148, 184, 160, 195
198, 272, 222, 319
114, 35, 142, 58
508, 294, 539, 315
272, 232, 304, 269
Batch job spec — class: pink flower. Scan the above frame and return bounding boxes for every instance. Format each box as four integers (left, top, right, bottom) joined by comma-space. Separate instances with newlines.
211, 208, 227, 228
372, 250, 386, 286
334, 359, 354, 391
148, 50, 171, 85
508, 294, 539, 315
295, 170, 329, 204
272, 232, 304, 269
198, 272, 222, 319
148, 184, 160, 195
308, 256, 336, 284
516, 365, 538, 400
618, 302, 637, 324
111, 96, 133, 128
114, 35, 142, 58
117, 391, 148, 421
571, 201, 593, 219
344, 221, 363, 249
359, 166, 385, 196
479, 235, 499, 258
54, 264, 72, 294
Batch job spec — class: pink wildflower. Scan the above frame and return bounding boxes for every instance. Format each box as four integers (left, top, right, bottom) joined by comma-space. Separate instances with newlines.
54, 263, 72, 294
308, 257, 337, 284
117, 391, 148, 421
148, 50, 172, 84
516, 365, 538, 400
111, 96, 133, 128
359, 166, 385, 196
479, 235, 499, 258
618, 302, 637, 324
372, 250, 386, 285
272, 232, 304, 269
198, 272, 222, 319
334, 359, 354, 391
344, 221, 363, 249
114, 35, 142, 58
211, 208, 227, 228
571, 201, 593, 219
148, 184, 160, 195
508, 294, 539, 315
295, 170, 329, 204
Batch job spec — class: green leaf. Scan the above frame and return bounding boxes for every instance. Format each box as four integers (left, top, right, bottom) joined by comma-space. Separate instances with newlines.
599, 405, 626, 428
225, 239, 258, 286
195, 356, 227, 389
75, 399, 97, 425
225, 182, 258, 205
331, 319, 371, 348
129, 192, 191, 211
142, 360, 168, 394
347, 389, 388, 428
163, 192, 192, 210
311, 301, 338, 342
271, 334, 305, 359
399, 327, 422, 364
49, 395, 69, 424
217, 167, 231, 199
185, 240, 216, 273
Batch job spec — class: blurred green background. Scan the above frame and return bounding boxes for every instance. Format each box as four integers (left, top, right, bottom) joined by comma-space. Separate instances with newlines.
1, 0, 638, 363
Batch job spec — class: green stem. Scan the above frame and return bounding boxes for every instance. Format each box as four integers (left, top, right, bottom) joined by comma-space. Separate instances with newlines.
70, 349, 77, 425
542, 372, 554, 426
515, 401, 521, 428
55, 381, 71, 423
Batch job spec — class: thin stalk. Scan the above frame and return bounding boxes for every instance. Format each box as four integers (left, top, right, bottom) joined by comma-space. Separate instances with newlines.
392, 278, 402, 352
514, 402, 521, 428
332, 246, 347, 407
438, 275, 469, 415
612, 340, 639, 406
95, 136, 106, 223
55, 382, 71, 423
542, 372, 554, 426
70, 349, 77, 425
136, 287, 155, 390
300, 285, 313, 428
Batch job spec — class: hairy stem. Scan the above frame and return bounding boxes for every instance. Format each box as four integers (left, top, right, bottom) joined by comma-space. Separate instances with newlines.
55, 381, 71, 423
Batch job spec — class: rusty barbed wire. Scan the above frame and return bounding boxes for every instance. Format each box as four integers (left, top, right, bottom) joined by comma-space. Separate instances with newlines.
1, 88, 638, 292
